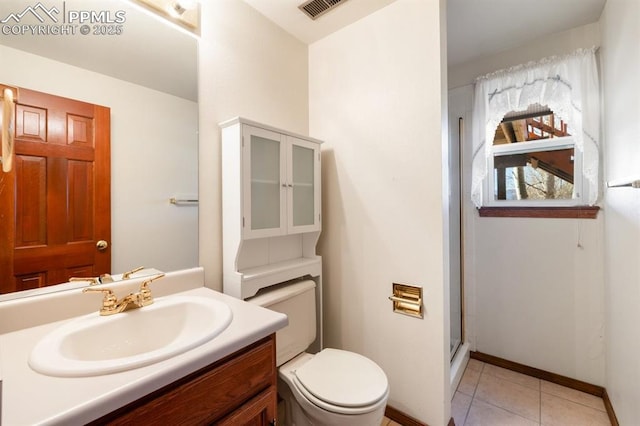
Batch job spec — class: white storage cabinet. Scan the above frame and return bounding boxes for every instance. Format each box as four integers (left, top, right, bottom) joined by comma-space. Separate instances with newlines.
221, 118, 323, 301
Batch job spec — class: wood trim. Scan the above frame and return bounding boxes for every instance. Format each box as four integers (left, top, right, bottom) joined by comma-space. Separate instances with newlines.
478, 206, 600, 219
93, 105, 111, 276
385, 405, 428, 426
470, 351, 603, 396
602, 388, 620, 426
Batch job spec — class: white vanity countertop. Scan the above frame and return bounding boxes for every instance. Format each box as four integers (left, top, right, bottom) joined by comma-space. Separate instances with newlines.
0, 272, 288, 425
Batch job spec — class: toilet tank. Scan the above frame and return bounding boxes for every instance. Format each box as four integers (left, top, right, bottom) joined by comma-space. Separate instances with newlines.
247, 280, 316, 366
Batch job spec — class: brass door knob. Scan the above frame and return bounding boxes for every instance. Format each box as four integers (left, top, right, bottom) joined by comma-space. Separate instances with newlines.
96, 240, 109, 251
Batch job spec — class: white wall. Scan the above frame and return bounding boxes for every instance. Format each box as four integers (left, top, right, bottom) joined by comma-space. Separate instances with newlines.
453, 25, 606, 385
0, 45, 199, 275
309, 0, 449, 424
473, 218, 605, 383
449, 22, 600, 89
198, 0, 309, 291
600, 1, 640, 424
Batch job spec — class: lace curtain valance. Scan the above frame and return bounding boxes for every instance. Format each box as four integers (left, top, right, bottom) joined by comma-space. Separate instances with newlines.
471, 47, 600, 207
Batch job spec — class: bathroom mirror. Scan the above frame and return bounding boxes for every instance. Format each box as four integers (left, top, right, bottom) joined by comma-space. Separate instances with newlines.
0, 0, 199, 299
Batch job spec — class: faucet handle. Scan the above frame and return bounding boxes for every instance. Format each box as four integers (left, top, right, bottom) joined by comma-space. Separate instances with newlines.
122, 266, 145, 280
70, 276, 100, 285
138, 273, 165, 306
83, 287, 118, 315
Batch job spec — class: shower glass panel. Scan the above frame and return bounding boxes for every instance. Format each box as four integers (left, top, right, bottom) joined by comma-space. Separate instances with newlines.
449, 115, 464, 360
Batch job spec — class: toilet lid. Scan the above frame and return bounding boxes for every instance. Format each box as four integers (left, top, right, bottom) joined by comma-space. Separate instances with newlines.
293, 348, 388, 408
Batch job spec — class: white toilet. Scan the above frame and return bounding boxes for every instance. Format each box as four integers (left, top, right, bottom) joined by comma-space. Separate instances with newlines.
248, 280, 389, 426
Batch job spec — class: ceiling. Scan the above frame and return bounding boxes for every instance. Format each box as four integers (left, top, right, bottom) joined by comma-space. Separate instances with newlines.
0, 0, 197, 101
243, 0, 607, 64
242, 0, 398, 44
447, 0, 607, 67
0, 0, 608, 102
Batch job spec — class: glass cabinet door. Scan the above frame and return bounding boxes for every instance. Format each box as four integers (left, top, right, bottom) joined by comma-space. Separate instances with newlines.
287, 137, 320, 233
243, 125, 286, 238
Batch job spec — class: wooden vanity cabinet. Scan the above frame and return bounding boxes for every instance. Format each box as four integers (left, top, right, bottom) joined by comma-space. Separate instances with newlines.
90, 335, 277, 426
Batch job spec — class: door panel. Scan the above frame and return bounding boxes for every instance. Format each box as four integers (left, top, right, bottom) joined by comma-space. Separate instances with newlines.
16, 104, 47, 141
15, 155, 47, 247
15, 272, 45, 292
68, 160, 94, 242
0, 85, 111, 294
67, 114, 94, 146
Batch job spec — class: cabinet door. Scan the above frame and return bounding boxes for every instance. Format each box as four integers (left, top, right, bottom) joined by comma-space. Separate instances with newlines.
92, 335, 277, 426
216, 386, 277, 426
287, 136, 321, 234
243, 125, 286, 239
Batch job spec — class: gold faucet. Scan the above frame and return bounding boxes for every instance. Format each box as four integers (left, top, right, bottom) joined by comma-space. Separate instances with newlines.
83, 273, 165, 316
69, 273, 114, 285
122, 266, 145, 280
70, 277, 100, 285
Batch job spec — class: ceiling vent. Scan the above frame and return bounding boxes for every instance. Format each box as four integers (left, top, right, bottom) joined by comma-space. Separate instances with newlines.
298, 0, 350, 20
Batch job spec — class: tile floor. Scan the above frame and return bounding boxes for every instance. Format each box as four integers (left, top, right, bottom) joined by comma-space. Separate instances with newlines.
452, 359, 612, 426
380, 417, 402, 426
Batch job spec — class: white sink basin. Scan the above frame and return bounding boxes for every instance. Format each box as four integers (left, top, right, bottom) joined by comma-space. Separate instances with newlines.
29, 295, 233, 377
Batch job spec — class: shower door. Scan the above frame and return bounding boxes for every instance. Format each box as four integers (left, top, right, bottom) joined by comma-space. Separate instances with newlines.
449, 113, 463, 360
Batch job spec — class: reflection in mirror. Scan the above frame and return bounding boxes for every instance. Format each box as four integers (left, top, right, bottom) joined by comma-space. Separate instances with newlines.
493, 106, 575, 201
0, 267, 163, 303
0, 0, 199, 300
130, 0, 200, 36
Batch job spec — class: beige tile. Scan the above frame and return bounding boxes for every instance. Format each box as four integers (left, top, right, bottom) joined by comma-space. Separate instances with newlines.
541, 381, 606, 412
475, 373, 540, 422
466, 358, 485, 372
388, 421, 402, 426
458, 364, 483, 396
379, 416, 391, 426
541, 392, 611, 426
465, 399, 539, 426
452, 391, 473, 426
482, 364, 540, 391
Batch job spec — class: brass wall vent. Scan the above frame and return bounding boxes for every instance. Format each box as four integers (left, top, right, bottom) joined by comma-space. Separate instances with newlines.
298, 0, 350, 20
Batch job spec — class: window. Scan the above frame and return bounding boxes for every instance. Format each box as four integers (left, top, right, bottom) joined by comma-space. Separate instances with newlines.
471, 48, 601, 217
487, 108, 585, 206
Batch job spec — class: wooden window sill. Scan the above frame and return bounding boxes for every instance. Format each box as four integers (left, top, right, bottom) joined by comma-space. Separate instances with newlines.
478, 206, 600, 219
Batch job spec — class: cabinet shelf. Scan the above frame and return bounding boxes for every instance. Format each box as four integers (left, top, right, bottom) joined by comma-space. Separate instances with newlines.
232, 255, 322, 300
241, 257, 321, 282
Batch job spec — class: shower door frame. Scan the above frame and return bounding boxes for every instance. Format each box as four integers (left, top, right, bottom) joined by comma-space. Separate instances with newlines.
450, 114, 466, 362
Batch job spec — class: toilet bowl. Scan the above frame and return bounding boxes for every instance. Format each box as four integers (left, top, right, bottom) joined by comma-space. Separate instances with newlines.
248, 280, 389, 426
278, 351, 389, 426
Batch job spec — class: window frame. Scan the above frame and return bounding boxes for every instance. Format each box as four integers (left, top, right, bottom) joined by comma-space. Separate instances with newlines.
484, 135, 587, 208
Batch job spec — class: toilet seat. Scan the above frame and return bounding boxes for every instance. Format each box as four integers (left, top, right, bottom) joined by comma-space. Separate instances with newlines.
290, 349, 388, 415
